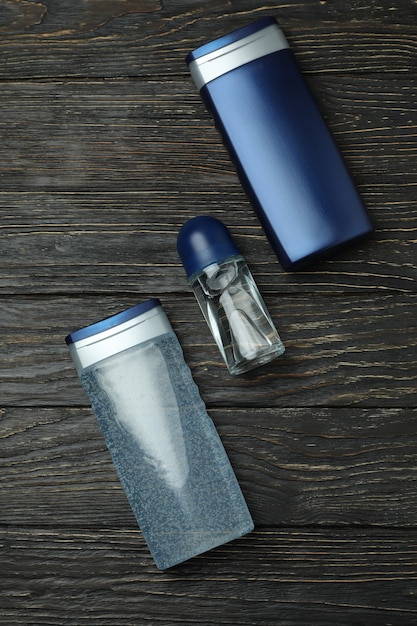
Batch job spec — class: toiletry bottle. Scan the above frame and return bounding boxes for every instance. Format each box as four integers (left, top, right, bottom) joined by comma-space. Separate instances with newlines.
177, 216, 285, 375
66, 298, 254, 569
186, 17, 373, 270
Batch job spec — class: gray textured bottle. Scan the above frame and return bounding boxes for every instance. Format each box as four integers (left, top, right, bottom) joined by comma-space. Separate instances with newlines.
65, 298, 254, 569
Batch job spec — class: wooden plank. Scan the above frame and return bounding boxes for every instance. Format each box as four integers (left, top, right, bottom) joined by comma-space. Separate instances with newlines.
0, 75, 415, 293
0, 1, 417, 79
2, 295, 416, 407
0, 294, 417, 407
1, 406, 417, 528
0, 191, 415, 294
1, 527, 417, 625
0, 77, 415, 193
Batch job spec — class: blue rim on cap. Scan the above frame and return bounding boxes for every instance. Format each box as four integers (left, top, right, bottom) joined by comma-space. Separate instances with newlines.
186, 17, 277, 64
65, 298, 161, 345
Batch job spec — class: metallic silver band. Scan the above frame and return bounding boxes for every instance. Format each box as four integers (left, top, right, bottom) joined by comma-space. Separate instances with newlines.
188, 22, 289, 91
68, 305, 172, 374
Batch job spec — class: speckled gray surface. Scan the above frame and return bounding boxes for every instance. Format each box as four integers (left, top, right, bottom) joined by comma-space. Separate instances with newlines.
81, 332, 254, 569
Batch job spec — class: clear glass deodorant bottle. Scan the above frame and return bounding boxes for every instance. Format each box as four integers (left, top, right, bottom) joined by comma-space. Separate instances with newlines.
65, 299, 254, 569
177, 216, 285, 375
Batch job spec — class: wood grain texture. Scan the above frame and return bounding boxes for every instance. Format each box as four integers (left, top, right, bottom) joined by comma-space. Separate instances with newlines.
1, 294, 416, 407
1, 0, 417, 623
1, 527, 417, 625
0, 0, 417, 78
0, 193, 414, 294
1, 406, 417, 528
0, 77, 415, 193
0, 75, 415, 295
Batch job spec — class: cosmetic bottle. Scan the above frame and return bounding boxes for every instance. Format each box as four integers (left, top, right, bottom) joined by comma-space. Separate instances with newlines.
177, 216, 285, 375
186, 17, 373, 270
65, 298, 254, 569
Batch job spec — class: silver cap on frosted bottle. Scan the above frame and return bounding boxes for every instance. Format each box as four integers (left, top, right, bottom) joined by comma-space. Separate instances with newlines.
65, 298, 172, 375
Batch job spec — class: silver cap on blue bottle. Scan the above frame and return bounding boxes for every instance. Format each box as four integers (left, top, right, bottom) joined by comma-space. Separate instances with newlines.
187, 17, 289, 91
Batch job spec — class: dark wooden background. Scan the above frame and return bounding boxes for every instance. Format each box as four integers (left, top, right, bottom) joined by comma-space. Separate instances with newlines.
1, 0, 417, 624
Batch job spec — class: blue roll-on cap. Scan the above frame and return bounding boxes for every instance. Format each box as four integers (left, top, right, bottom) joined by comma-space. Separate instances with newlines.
177, 216, 241, 278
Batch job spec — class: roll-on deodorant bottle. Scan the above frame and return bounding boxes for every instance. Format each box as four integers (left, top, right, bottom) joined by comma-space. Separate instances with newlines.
177, 216, 285, 375
66, 299, 254, 569
186, 18, 373, 270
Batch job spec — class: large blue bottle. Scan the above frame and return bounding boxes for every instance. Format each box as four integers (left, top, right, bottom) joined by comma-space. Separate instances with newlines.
65, 299, 253, 569
187, 17, 373, 271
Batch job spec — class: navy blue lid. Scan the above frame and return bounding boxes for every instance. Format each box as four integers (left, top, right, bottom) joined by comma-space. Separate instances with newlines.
65, 298, 161, 345
186, 17, 277, 65
177, 216, 241, 278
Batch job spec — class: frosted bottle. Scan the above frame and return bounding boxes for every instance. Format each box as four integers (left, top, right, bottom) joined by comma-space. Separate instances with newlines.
65, 298, 254, 569
187, 17, 373, 270
177, 216, 285, 375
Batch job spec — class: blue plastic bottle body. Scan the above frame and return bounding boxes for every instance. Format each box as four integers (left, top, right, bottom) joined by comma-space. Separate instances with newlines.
197, 47, 373, 270
79, 331, 254, 570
